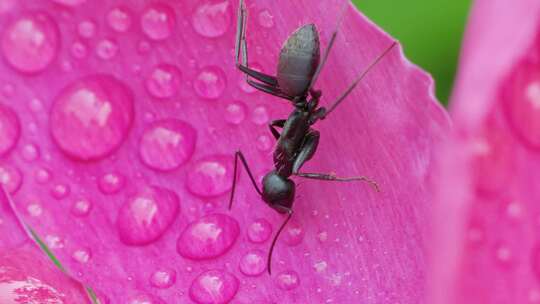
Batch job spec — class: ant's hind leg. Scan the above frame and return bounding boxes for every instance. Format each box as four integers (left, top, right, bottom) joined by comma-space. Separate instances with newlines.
295, 172, 380, 192
229, 150, 263, 210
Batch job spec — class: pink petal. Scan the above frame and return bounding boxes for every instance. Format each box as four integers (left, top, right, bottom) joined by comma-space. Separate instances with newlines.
429, 1, 540, 303
0, 0, 448, 302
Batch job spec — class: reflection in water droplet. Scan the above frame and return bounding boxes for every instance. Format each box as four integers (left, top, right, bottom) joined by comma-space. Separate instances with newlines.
139, 119, 196, 171
0, 104, 19, 157
107, 7, 132, 32
189, 269, 239, 304
149, 268, 176, 289
1, 12, 59, 73
145, 64, 182, 99
192, 0, 232, 38
50, 74, 134, 161
239, 250, 266, 276
258, 9, 274, 28
78, 20, 96, 39
117, 186, 180, 245
71, 199, 92, 217
177, 213, 239, 260
247, 218, 272, 243
276, 270, 300, 290
72, 248, 91, 263
141, 3, 175, 41
98, 172, 125, 194
252, 105, 269, 125
224, 101, 246, 125
186, 155, 234, 197
194, 66, 226, 100
0, 165, 21, 193
96, 39, 118, 60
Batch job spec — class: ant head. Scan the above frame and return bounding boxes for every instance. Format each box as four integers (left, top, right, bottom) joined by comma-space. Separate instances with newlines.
261, 171, 295, 213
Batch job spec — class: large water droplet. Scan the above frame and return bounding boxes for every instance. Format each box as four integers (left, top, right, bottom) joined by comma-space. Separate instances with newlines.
239, 250, 266, 276
177, 213, 239, 260
276, 270, 300, 290
258, 9, 274, 28
194, 66, 226, 100
71, 198, 92, 217
145, 64, 182, 99
0, 104, 19, 157
192, 1, 232, 38
98, 172, 125, 194
186, 155, 234, 197
139, 119, 196, 171
189, 270, 239, 304
224, 101, 246, 125
247, 218, 272, 243
149, 268, 176, 289
50, 74, 134, 161
117, 186, 180, 245
140, 3, 175, 41
0, 165, 21, 194
1, 11, 59, 73
107, 7, 132, 32
96, 39, 118, 60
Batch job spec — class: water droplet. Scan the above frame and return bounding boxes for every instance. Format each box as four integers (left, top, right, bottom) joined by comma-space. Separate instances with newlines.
194, 66, 226, 100
224, 101, 246, 125
72, 248, 91, 263
258, 9, 274, 28
177, 213, 239, 260
276, 270, 300, 290
98, 172, 125, 194
256, 135, 272, 151
282, 221, 304, 246
317, 231, 328, 242
50, 183, 70, 200
247, 218, 272, 243
107, 7, 132, 32
189, 270, 239, 304
149, 268, 176, 289
35, 168, 51, 184
71, 199, 92, 217
186, 155, 234, 197
192, 1, 232, 38
117, 185, 180, 245
0, 103, 20, 157
78, 20, 96, 39
1, 12, 59, 73
45, 235, 64, 249
494, 244, 512, 266
140, 3, 175, 41
28, 98, 43, 112
50, 74, 134, 161
239, 250, 266, 276
21, 143, 39, 161
313, 261, 328, 273
139, 119, 196, 171
145, 64, 182, 99
506, 200, 523, 219
0, 165, 21, 193
252, 106, 269, 125
26, 202, 42, 217
52, 0, 86, 6
70, 41, 87, 59
96, 39, 118, 60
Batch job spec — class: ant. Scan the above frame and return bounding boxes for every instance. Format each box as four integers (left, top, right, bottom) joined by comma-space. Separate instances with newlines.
229, 0, 397, 275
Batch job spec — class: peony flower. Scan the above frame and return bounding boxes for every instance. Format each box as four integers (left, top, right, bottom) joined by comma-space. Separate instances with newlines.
0, 0, 448, 302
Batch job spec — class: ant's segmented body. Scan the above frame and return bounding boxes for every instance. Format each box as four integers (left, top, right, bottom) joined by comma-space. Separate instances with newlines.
229, 0, 396, 274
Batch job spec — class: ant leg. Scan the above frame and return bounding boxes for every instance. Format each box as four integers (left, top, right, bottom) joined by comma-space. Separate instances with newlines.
229, 150, 262, 210
322, 42, 398, 119
267, 209, 293, 275
269, 119, 286, 140
246, 79, 293, 100
295, 172, 380, 192
291, 129, 320, 173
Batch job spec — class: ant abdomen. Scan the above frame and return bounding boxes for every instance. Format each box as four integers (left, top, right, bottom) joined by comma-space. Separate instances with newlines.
262, 170, 295, 212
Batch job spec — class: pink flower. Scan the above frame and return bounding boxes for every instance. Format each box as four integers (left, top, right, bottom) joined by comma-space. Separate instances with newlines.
0, 0, 448, 303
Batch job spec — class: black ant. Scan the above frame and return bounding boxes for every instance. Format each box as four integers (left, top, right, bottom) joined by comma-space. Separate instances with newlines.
229, 0, 397, 274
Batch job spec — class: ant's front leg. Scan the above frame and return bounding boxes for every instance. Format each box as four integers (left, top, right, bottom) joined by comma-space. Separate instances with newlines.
229, 151, 262, 210
269, 119, 286, 140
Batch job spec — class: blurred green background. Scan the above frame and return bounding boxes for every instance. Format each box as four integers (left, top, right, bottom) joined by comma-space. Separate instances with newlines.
353, 0, 471, 105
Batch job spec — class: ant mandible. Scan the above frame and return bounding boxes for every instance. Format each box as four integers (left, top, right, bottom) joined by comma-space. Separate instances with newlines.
229, 0, 397, 275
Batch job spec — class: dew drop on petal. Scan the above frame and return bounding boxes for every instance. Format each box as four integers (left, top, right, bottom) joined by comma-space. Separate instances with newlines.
258, 9, 274, 28
145, 64, 182, 99
26, 202, 42, 217
0, 165, 21, 194
252, 105, 269, 125
276, 270, 300, 290
96, 39, 118, 60
1, 12, 59, 73
78, 20, 96, 39
117, 185, 180, 246
140, 3, 175, 41
50, 183, 70, 200
256, 135, 272, 151
224, 101, 246, 125
139, 119, 196, 171
177, 213, 239, 260
192, 0, 232, 38
70, 199, 92, 217
0, 102, 20, 157
21, 143, 39, 161
72, 248, 91, 264
282, 221, 304, 246
50, 74, 134, 161
45, 235, 64, 249
239, 250, 266, 276
189, 270, 239, 304
494, 244, 513, 266
70, 41, 88, 59
107, 7, 132, 32
34, 168, 51, 184
149, 268, 176, 289
186, 155, 234, 197
98, 172, 125, 194
247, 218, 272, 243
194, 66, 226, 100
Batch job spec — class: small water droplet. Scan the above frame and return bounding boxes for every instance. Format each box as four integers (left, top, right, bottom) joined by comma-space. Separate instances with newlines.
50, 74, 134, 161
117, 186, 180, 246
107, 7, 132, 32
71, 199, 92, 217
247, 218, 272, 243
70, 41, 88, 59
177, 213, 239, 260
21, 143, 39, 161
78, 20, 96, 39
494, 244, 512, 265
26, 202, 42, 217
0, 165, 21, 193
239, 250, 266, 276
192, 1, 232, 38
258, 9, 274, 28
0, 102, 20, 157
72, 248, 91, 263
282, 221, 304, 246
50, 183, 70, 200
313, 261, 328, 273
98, 172, 125, 194
149, 268, 176, 289
189, 270, 239, 304
186, 155, 234, 197
145, 64, 182, 99
95, 39, 118, 60
252, 106, 269, 125
140, 3, 175, 41
194, 66, 226, 100
506, 200, 523, 219
28, 98, 43, 112
276, 270, 300, 290
1, 12, 59, 73
139, 119, 197, 171
256, 134, 272, 151
45, 234, 64, 249
317, 231, 328, 242
224, 101, 246, 125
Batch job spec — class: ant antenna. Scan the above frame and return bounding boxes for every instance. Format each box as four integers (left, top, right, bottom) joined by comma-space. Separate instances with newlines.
267, 209, 293, 275
324, 41, 397, 118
